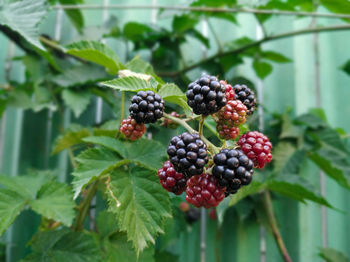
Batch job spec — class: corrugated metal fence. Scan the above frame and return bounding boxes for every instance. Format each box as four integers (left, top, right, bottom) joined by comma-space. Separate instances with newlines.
0, 0, 349, 261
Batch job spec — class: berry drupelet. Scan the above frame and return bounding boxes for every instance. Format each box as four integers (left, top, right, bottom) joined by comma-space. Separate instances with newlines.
158, 160, 187, 195
120, 116, 146, 140
233, 84, 257, 115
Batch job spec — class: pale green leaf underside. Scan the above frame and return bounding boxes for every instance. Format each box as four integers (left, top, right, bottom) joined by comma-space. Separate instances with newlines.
107, 167, 171, 253
101, 76, 156, 92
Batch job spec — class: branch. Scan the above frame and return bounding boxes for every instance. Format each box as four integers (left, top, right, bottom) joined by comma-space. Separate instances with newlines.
158, 24, 350, 77
53, 4, 350, 20
262, 191, 292, 262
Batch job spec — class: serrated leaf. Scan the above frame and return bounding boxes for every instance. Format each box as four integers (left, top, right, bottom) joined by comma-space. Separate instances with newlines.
158, 83, 190, 110
59, 0, 84, 33
62, 89, 91, 118
24, 230, 101, 262
309, 127, 348, 155
72, 147, 124, 199
126, 56, 164, 85
280, 113, 304, 139
295, 113, 327, 129
0, 189, 27, 236
52, 124, 92, 155
273, 142, 305, 174
66, 41, 124, 74
29, 181, 75, 226
0, 0, 47, 50
253, 60, 273, 79
96, 210, 119, 238
101, 76, 157, 92
51, 64, 108, 88
83, 136, 166, 170
319, 247, 349, 262
266, 174, 333, 207
261, 51, 291, 63
107, 167, 171, 253
341, 60, 350, 76
228, 179, 265, 206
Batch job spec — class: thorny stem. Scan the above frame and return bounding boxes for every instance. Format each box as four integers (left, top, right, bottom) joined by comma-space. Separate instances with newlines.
261, 190, 292, 262
158, 24, 350, 77
73, 181, 99, 231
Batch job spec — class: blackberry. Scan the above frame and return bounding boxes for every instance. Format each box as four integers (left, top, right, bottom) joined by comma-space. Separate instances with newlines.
233, 84, 257, 115
167, 132, 209, 177
185, 173, 226, 208
216, 123, 239, 140
220, 80, 235, 101
186, 75, 227, 115
120, 116, 146, 141
212, 149, 254, 196
214, 99, 247, 127
158, 160, 187, 195
129, 90, 164, 123
185, 208, 200, 224
238, 131, 272, 168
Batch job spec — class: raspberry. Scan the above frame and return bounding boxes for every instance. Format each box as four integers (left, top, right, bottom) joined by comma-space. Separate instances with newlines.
167, 132, 209, 177
220, 80, 235, 101
216, 123, 239, 140
185, 173, 226, 208
158, 161, 187, 195
233, 84, 257, 115
120, 116, 146, 140
129, 90, 164, 123
212, 149, 254, 196
186, 74, 227, 115
214, 100, 247, 127
185, 208, 200, 224
238, 131, 272, 169
162, 111, 180, 128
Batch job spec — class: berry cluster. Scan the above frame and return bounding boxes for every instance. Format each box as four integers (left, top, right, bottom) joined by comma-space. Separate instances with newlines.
185, 173, 226, 208
215, 100, 247, 127
233, 84, 257, 115
213, 149, 254, 196
129, 90, 164, 123
167, 132, 209, 177
238, 131, 272, 168
186, 75, 227, 115
119, 116, 146, 140
158, 161, 187, 195
216, 124, 239, 140
221, 80, 235, 101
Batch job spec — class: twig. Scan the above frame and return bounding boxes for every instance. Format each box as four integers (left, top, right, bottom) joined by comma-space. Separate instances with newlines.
121, 91, 125, 120
261, 191, 292, 262
199, 115, 205, 136
158, 24, 350, 77
52, 4, 350, 20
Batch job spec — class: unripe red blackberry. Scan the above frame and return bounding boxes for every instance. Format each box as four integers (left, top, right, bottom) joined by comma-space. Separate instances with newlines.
120, 116, 146, 141
129, 90, 164, 123
185, 173, 226, 208
233, 84, 257, 115
186, 75, 227, 115
167, 132, 209, 177
214, 100, 247, 127
220, 80, 235, 101
212, 149, 254, 196
162, 111, 180, 128
216, 123, 239, 140
158, 160, 187, 195
238, 131, 272, 168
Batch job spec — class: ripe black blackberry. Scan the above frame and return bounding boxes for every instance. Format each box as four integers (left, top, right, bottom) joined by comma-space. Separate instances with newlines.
186, 75, 227, 115
167, 132, 209, 177
212, 149, 254, 196
129, 90, 164, 123
233, 84, 257, 115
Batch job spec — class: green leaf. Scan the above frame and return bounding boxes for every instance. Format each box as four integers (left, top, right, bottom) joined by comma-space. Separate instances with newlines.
0, 0, 47, 50
29, 181, 75, 226
123, 22, 153, 42
52, 124, 92, 154
261, 51, 291, 63
158, 83, 190, 110
72, 147, 124, 199
280, 113, 304, 139
341, 60, 350, 76
319, 247, 349, 262
83, 136, 166, 171
24, 230, 101, 262
266, 174, 333, 207
172, 14, 199, 34
320, 0, 350, 23
59, 0, 84, 33
101, 76, 157, 92
96, 210, 119, 238
228, 179, 265, 206
66, 41, 124, 74
295, 112, 327, 128
62, 89, 91, 118
0, 189, 27, 236
253, 60, 273, 79
273, 142, 305, 174
310, 127, 348, 155
106, 167, 171, 253
51, 64, 108, 88
125, 56, 164, 84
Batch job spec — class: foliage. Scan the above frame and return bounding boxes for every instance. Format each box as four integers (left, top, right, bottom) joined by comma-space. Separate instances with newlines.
0, 0, 350, 261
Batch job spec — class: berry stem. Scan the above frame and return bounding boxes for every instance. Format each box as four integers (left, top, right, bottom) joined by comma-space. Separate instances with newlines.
261, 190, 292, 262
121, 91, 125, 120
199, 115, 205, 136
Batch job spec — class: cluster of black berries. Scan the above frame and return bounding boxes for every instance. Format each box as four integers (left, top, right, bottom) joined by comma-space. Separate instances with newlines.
167, 132, 208, 177
129, 90, 164, 123
213, 149, 254, 196
186, 75, 227, 115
